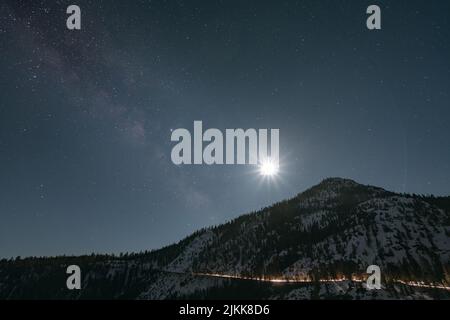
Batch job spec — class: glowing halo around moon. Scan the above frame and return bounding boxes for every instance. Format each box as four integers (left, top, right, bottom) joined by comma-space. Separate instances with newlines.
259, 158, 279, 177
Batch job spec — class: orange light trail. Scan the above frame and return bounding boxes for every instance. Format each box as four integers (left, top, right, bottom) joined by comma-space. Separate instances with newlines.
192, 272, 450, 291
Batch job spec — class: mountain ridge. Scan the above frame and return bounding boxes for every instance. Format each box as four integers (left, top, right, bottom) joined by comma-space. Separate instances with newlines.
1, 177, 449, 299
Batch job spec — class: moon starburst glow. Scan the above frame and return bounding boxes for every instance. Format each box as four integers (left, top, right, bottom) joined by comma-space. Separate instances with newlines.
259, 159, 279, 177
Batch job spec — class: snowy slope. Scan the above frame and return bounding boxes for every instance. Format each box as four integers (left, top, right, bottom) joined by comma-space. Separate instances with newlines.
1, 178, 449, 299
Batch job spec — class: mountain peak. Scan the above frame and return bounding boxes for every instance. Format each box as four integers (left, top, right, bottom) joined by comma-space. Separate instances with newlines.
0, 178, 449, 300
309, 177, 364, 194
319, 177, 359, 186
294, 177, 389, 207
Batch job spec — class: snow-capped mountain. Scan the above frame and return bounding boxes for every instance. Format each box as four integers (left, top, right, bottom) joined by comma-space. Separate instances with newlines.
1, 178, 449, 299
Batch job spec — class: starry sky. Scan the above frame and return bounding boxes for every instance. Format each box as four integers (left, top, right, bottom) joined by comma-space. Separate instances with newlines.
0, 0, 449, 258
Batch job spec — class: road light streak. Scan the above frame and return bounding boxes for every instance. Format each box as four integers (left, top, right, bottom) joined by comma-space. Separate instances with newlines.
192, 272, 450, 290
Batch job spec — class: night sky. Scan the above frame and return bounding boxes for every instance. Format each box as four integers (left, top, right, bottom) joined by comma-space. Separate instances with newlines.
1, 0, 449, 258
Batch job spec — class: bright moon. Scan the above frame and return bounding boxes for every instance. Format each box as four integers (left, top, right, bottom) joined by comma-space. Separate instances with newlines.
259, 159, 279, 177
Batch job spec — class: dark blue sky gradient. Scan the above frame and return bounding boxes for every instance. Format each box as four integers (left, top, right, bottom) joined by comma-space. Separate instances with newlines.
0, 0, 449, 258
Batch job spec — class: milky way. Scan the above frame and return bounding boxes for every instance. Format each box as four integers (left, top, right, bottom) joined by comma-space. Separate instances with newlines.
1, 0, 449, 258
